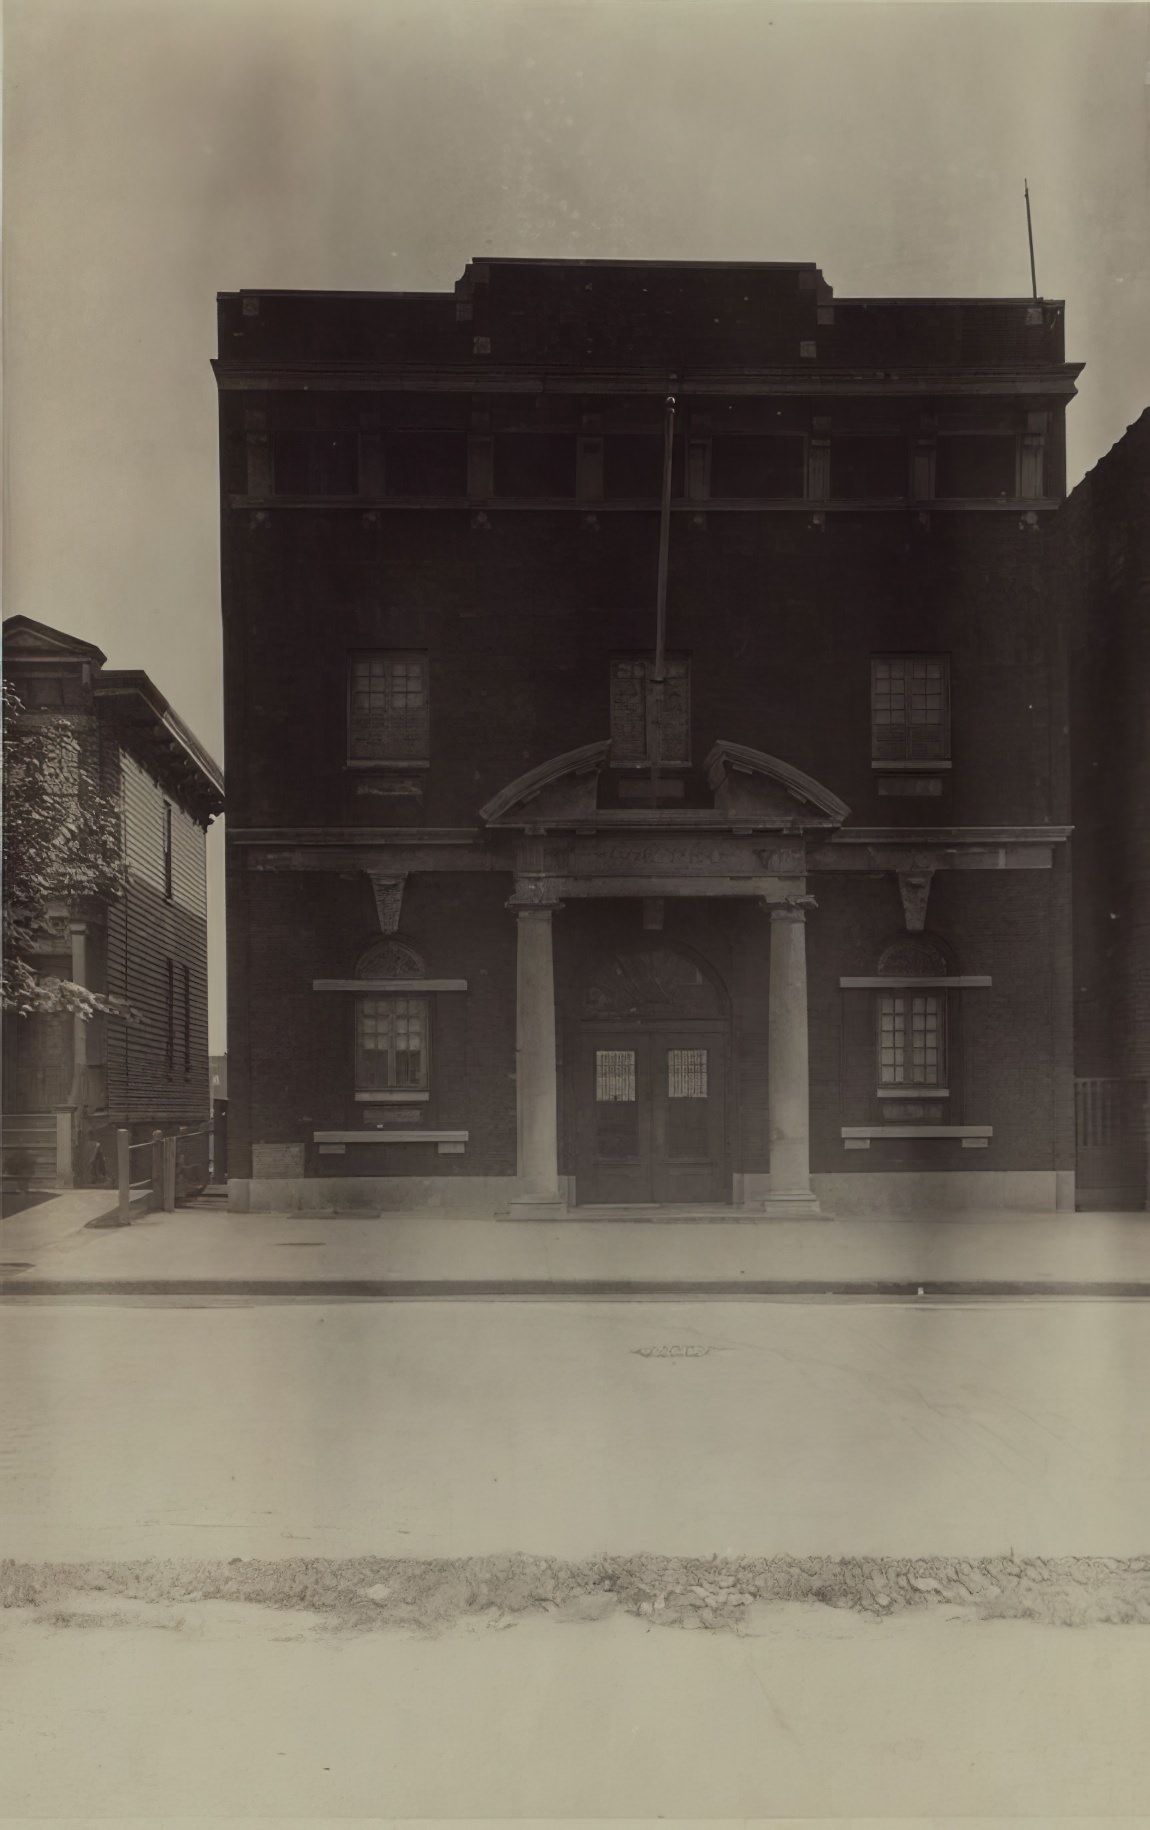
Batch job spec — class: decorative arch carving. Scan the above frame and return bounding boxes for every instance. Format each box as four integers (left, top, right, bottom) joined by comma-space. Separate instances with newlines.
356, 938, 425, 979
876, 934, 955, 977
579, 944, 728, 1022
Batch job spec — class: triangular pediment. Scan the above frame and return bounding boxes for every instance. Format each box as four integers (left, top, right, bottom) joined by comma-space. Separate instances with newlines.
2, 616, 107, 665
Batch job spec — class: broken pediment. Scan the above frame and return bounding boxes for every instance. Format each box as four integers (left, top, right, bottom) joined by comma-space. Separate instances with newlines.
704, 742, 850, 831
479, 741, 611, 828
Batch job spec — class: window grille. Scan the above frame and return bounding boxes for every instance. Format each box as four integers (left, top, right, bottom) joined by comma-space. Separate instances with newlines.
356, 995, 429, 1091
349, 654, 429, 761
595, 1049, 636, 1103
667, 1048, 708, 1098
610, 655, 690, 764
877, 992, 946, 1088
872, 656, 949, 762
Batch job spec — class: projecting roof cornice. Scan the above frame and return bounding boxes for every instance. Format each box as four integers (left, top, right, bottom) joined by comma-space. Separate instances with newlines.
212, 362, 1084, 399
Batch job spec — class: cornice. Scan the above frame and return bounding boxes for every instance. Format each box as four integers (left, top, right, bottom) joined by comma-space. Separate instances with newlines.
213, 361, 1083, 400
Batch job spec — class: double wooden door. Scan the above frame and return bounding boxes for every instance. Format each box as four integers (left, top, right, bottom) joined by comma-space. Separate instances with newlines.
574, 1025, 729, 1206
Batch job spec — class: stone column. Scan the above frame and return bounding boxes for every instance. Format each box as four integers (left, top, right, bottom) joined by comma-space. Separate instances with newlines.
508, 897, 567, 1216
68, 922, 88, 1106
763, 901, 825, 1218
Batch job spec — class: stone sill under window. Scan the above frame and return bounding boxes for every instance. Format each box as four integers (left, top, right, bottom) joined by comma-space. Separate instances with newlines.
610, 761, 691, 773
842, 1125, 992, 1141
345, 759, 430, 772
355, 1091, 430, 1103
877, 1088, 950, 1099
870, 760, 952, 772
314, 1129, 468, 1145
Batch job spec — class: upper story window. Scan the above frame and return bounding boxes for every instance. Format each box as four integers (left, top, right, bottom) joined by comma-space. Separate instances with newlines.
602, 435, 684, 500
274, 430, 359, 497
383, 430, 468, 497
871, 656, 950, 763
934, 434, 1018, 499
493, 433, 577, 498
610, 655, 690, 765
162, 800, 174, 900
831, 435, 908, 499
709, 435, 805, 499
348, 654, 429, 763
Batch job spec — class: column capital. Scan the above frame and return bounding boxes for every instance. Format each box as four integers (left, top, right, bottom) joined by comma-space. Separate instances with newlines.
763, 895, 817, 922
507, 895, 565, 916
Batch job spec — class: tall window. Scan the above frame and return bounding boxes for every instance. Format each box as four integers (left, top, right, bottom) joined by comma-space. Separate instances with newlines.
871, 656, 950, 763
182, 965, 192, 1073
348, 654, 430, 762
165, 958, 175, 1075
162, 801, 173, 899
610, 655, 690, 764
877, 992, 947, 1090
355, 996, 429, 1092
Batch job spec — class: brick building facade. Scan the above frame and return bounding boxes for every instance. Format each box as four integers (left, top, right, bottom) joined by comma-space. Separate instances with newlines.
2, 617, 225, 1187
1063, 408, 1150, 1208
216, 259, 1079, 1217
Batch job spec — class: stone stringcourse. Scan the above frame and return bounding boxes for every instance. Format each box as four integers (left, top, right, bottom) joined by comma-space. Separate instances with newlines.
3, 1554, 1148, 1632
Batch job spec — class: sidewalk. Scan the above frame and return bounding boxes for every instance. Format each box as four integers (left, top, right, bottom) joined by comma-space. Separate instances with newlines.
2, 1195, 1149, 1294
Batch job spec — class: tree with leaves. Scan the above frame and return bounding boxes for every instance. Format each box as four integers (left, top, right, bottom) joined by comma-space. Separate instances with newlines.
2, 680, 126, 1017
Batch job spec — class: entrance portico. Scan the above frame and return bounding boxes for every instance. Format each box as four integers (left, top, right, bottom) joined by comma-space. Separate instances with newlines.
482, 740, 849, 1217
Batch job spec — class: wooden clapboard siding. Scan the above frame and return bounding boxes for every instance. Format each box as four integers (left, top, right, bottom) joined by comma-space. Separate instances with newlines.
105, 744, 212, 1126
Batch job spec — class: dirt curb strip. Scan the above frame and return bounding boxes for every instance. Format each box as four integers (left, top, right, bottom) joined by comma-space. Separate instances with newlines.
4, 1553, 1149, 1632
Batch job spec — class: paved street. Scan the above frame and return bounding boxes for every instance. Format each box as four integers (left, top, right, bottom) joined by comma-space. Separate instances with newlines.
3, 1601, 1149, 1819
2, 1292, 1149, 1820
3, 1296, 1149, 1562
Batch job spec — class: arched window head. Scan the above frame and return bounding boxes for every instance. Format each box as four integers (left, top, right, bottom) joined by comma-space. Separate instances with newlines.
876, 935, 952, 978
355, 939, 425, 980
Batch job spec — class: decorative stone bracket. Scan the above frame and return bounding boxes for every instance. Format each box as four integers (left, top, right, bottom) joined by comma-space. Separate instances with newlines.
897, 871, 934, 933
365, 872, 406, 934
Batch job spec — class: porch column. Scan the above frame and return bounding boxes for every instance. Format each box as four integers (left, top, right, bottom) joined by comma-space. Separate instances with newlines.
508, 897, 567, 1215
763, 901, 825, 1218
68, 921, 88, 1107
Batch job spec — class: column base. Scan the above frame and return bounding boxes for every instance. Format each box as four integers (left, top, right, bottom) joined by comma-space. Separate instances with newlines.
754, 1190, 833, 1221
507, 1195, 571, 1220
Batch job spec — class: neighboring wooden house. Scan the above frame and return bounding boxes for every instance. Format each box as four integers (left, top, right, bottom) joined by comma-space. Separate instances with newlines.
2, 617, 224, 1188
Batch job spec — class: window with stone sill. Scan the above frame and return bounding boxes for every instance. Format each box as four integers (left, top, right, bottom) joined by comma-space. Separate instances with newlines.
348, 653, 429, 764
610, 654, 690, 765
871, 656, 950, 764
876, 991, 947, 1092
355, 994, 430, 1094
273, 430, 359, 497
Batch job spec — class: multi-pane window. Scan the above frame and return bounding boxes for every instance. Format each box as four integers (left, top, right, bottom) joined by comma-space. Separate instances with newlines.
610, 655, 690, 764
348, 654, 429, 762
877, 992, 946, 1088
355, 996, 429, 1092
274, 430, 359, 496
162, 801, 173, 900
871, 656, 950, 762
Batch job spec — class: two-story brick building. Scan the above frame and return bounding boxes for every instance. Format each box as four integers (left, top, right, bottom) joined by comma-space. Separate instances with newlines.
216, 258, 1079, 1218
2, 617, 225, 1188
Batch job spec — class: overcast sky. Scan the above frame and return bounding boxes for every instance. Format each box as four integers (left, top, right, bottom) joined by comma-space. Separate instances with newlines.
5, 0, 1149, 1048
